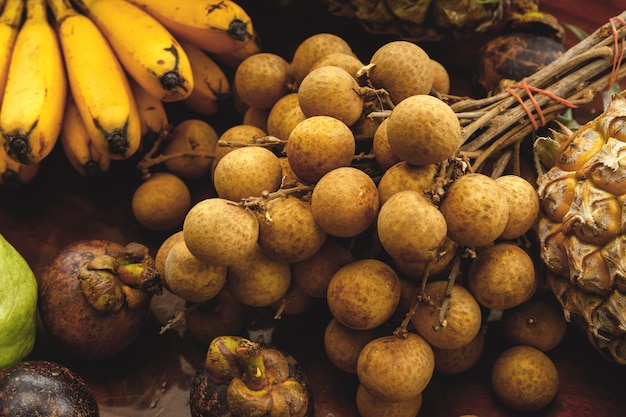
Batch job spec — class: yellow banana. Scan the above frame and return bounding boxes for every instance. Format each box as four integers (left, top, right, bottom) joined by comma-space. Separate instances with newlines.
0, 0, 67, 165
0, 0, 25, 105
129, 78, 170, 148
180, 41, 231, 116
60, 96, 111, 177
0, 145, 40, 186
73, 0, 194, 102
125, 0, 254, 54
47, 0, 141, 160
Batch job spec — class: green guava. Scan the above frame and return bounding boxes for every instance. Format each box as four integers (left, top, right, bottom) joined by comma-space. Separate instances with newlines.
0, 233, 38, 370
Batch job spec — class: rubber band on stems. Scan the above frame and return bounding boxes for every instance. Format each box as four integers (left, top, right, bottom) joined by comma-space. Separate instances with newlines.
505, 78, 578, 131
609, 16, 626, 89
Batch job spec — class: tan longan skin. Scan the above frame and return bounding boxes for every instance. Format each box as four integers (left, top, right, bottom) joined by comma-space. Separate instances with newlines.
412, 281, 483, 349
491, 345, 559, 412
297, 65, 364, 127
372, 117, 401, 170
467, 242, 537, 310
368, 41, 433, 105
291, 238, 354, 298
310, 52, 365, 79
266, 93, 305, 140
227, 244, 291, 307
327, 259, 401, 330
132, 172, 191, 231
270, 285, 317, 316
256, 196, 327, 263
430, 59, 451, 95
311, 167, 380, 237
392, 237, 458, 279
234, 52, 293, 110
211, 124, 267, 176
164, 239, 227, 303
290, 33, 354, 84
440, 173, 510, 248
495, 175, 540, 239
213, 146, 283, 201
377, 161, 438, 205
356, 384, 423, 417
357, 333, 435, 402
242, 107, 269, 132
287, 116, 356, 184
163, 119, 219, 180
433, 325, 487, 374
323, 318, 383, 374
377, 190, 448, 263
386, 94, 461, 166
183, 198, 259, 266
501, 293, 567, 352
155, 230, 184, 277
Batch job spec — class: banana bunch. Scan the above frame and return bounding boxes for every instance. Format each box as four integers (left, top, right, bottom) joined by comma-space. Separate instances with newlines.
0, 0, 256, 182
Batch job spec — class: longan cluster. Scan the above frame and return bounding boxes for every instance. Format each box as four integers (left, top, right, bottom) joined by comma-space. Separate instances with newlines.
149, 32, 566, 415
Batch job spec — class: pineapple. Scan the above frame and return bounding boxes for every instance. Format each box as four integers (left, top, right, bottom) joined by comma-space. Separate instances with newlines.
322, 0, 562, 43
536, 91, 626, 364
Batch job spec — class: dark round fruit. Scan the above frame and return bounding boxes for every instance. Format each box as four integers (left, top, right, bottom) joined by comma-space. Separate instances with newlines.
0, 360, 99, 416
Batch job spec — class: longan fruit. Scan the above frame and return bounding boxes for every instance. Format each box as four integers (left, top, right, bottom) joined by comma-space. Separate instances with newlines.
234, 52, 293, 110
286, 116, 356, 184
227, 244, 291, 308
491, 345, 559, 411
433, 325, 487, 374
266, 93, 306, 141
377, 161, 438, 205
256, 196, 327, 263
212, 145, 283, 201
291, 238, 354, 298
131, 172, 191, 231
392, 237, 458, 280
242, 106, 269, 132
164, 239, 227, 303
467, 242, 537, 310
412, 280, 483, 350
270, 285, 317, 316
439, 173, 510, 248
500, 293, 567, 352
356, 384, 423, 417
368, 41, 433, 105
377, 190, 448, 263
211, 124, 266, 176
357, 333, 435, 402
327, 259, 401, 330
290, 32, 354, 84
372, 117, 401, 170
184, 287, 246, 346
163, 119, 219, 180
183, 198, 259, 266
297, 65, 365, 127
386, 94, 461, 167
495, 174, 540, 240
155, 230, 184, 276
310, 52, 365, 79
310, 167, 380, 237
430, 59, 451, 95
323, 318, 383, 374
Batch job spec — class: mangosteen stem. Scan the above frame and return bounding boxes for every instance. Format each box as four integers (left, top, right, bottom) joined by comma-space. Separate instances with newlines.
236, 339, 268, 391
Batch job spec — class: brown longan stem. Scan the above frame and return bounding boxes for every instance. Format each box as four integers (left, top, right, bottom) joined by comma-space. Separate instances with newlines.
137, 151, 216, 179
239, 184, 315, 212
217, 135, 287, 149
393, 262, 432, 339
434, 252, 462, 331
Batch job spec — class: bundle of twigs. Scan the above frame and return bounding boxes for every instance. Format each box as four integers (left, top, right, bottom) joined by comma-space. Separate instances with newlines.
447, 10, 626, 176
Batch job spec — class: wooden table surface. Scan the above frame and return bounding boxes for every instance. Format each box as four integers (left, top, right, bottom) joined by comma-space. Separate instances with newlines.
1, 1, 626, 416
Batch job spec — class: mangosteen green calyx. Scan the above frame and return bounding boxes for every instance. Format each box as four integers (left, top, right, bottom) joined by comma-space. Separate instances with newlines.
0, 233, 38, 370
38, 240, 162, 360
190, 335, 313, 417
0, 360, 99, 416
